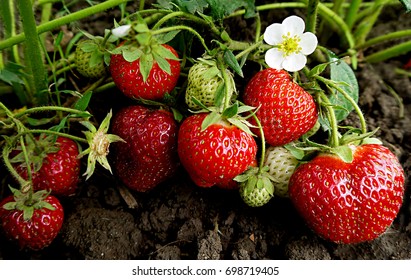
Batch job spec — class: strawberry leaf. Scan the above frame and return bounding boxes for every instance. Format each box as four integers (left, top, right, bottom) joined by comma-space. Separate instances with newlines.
399, 0, 411, 12
74, 91, 93, 111
155, 30, 181, 44
327, 51, 359, 122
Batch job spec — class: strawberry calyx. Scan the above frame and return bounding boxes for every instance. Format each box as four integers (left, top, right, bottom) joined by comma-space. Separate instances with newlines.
9, 134, 60, 174
109, 16, 180, 83
235, 166, 275, 207
2, 187, 55, 221
79, 110, 125, 180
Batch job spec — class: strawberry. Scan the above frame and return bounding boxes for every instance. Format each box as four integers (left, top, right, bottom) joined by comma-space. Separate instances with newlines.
288, 144, 405, 244
109, 43, 180, 101
75, 39, 108, 79
177, 113, 257, 188
0, 191, 64, 250
238, 166, 275, 207
243, 68, 318, 146
111, 105, 179, 192
185, 58, 235, 110
12, 136, 81, 196
264, 146, 299, 197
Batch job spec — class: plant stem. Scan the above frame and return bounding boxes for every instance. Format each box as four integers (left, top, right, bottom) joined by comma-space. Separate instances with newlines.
151, 25, 211, 53
0, 0, 132, 51
306, 0, 320, 34
252, 113, 266, 172
2, 139, 29, 189
17, 0, 49, 105
356, 29, 411, 50
13, 106, 90, 119
365, 40, 411, 63
18, 129, 88, 144
345, 0, 362, 30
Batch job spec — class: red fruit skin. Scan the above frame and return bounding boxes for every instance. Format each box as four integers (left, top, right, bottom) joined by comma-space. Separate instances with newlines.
111, 105, 179, 192
289, 144, 405, 244
243, 68, 318, 146
178, 113, 257, 188
0, 195, 64, 250
109, 44, 180, 100
15, 137, 80, 196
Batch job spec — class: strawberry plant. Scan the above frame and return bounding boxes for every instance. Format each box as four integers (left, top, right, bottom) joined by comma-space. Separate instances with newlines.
0, 0, 410, 260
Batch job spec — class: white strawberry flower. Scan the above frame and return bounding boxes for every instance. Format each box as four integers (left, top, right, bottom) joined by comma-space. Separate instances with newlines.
111, 24, 131, 38
264, 15, 318, 72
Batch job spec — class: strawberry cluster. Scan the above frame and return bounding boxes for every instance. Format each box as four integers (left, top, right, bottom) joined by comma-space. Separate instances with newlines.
0, 8, 406, 252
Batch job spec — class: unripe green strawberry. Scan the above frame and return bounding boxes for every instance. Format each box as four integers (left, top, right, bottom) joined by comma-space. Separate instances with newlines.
75, 39, 108, 79
185, 59, 235, 110
236, 166, 274, 207
264, 146, 299, 197
240, 183, 274, 207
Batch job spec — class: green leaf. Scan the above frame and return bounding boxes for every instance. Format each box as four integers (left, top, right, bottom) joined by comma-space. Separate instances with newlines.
399, 0, 411, 12
74, 91, 93, 111
155, 30, 181, 44
307, 62, 328, 78
327, 52, 359, 122
153, 44, 179, 60
224, 49, 243, 77
205, 0, 256, 20
163, 0, 209, 14
26, 116, 56, 126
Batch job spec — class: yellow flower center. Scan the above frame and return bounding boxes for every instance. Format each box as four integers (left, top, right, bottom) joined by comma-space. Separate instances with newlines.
278, 32, 302, 57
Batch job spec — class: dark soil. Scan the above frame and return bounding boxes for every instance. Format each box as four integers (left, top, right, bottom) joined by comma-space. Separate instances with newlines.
1, 2, 411, 260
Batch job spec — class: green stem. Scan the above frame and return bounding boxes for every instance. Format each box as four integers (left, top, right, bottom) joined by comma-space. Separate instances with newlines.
251, 113, 266, 172
356, 29, 411, 50
345, 0, 362, 30
0, 0, 132, 50
2, 139, 29, 189
306, 0, 320, 34
18, 129, 88, 144
365, 40, 411, 63
316, 75, 367, 134
217, 58, 232, 111
17, 0, 48, 105
318, 91, 340, 147
151, 25, 211, 53
13, 106, 90, 119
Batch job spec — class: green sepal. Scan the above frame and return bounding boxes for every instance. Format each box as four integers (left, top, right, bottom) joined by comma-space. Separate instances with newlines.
201, 111, 222, 131
223, 49, 243, 77
331, 145, 353, 163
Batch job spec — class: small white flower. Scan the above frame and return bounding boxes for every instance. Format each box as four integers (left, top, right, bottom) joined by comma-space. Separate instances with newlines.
111, 24, 131, 38
264, 16, 318, 72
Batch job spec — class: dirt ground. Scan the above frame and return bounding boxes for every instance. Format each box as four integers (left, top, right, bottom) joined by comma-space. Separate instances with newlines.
0, 2, 411, 260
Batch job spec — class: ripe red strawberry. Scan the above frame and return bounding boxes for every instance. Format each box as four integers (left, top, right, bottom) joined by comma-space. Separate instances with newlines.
178, 113, 257, 188
109, 43, 180, 100
243, 68, 318, 146
0, 192, 64, 250
288, 144, 405, 244
111, 105, 179, 192
13, 136, 80, 196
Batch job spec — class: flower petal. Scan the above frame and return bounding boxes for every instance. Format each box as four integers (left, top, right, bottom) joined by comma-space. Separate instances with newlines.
282, 53, 307, 72
265, 48, 285, 70
112, 25, 131, 38
299, 32, 318, 55
263, 23, 284, 46
282, 16, 305, 36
